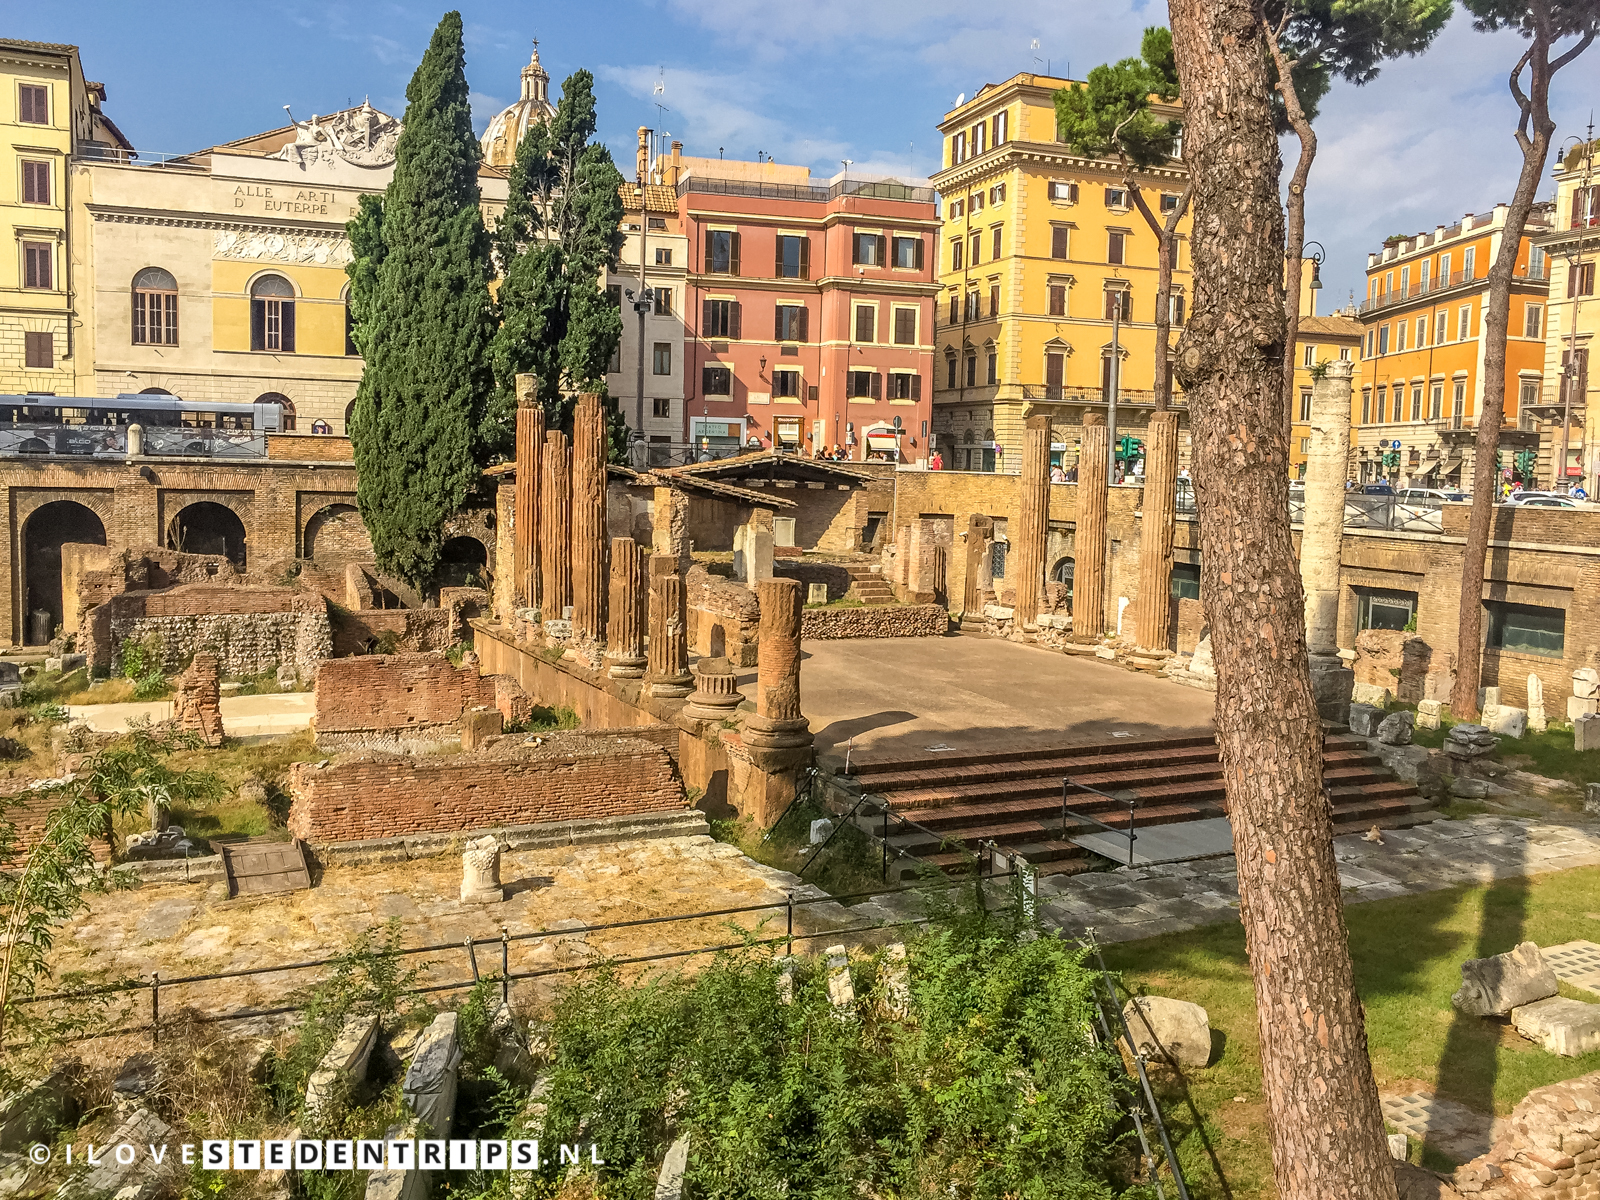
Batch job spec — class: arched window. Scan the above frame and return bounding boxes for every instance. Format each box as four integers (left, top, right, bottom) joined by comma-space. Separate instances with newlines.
344, 399, 358, 436
250, 274, 296, 352
132, 267, 178, 346
311, 419, 332, 435
256, 391, 296, 432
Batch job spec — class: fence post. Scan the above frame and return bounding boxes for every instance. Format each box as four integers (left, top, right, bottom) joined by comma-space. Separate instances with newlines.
881, 806, 889, 881
501, 931, 510, 1004
786, 891, 794, 957
1127, 799, 1138, 868
150, 972, 160, 1047
465, 938, 480, 982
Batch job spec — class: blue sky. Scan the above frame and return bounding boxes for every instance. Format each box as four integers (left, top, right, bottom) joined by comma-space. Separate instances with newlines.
20, 0, 1596, 303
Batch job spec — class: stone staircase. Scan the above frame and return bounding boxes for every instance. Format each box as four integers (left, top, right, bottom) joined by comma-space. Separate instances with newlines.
844, 563, 895, 606
843, 732, 1435, 878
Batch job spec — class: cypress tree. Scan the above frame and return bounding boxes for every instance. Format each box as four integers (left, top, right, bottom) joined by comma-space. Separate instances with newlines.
347, 11, 496, 588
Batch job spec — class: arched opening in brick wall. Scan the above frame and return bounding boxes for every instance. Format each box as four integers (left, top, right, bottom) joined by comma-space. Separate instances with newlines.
167, 502, 247, 568
437, 536, 488, 590
303, 503, 372, 564
24, 501, 106, 644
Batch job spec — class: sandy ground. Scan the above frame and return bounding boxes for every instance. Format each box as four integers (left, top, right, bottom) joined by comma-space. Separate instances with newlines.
67, 693, 314, 736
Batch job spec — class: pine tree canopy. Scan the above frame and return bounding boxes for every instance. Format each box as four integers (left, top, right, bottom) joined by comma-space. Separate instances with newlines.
347, 10, 497, 589
1055, 32, 1181, 170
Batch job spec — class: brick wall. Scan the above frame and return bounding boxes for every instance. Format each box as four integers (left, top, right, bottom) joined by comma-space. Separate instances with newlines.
286, 731, 684, 845
329, 608, 453, 657
267, 434, 355, 461
801, 604, 948, 639
313, 654, 519, 749
1455, 1070, 1600, 1198
1173, 597, 1206, 653
5, 787, 113, 864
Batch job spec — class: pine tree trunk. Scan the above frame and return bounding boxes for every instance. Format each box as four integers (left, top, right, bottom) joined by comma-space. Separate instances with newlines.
1128, 182, 1191, 411
1167, 3, 1398, 1197
1265, 24, 1317, 439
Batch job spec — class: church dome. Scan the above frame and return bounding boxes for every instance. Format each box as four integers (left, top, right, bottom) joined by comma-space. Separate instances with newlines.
481, 43, 557, 167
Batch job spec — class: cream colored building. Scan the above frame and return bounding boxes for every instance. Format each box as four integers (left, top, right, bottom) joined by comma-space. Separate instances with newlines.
2, 38, 130, 395
606, 169, 687, 456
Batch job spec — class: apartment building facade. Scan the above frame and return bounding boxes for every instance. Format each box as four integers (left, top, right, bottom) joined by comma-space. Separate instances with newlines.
1290, 311, 1364, 478
1354, 203, 1550, 489
927, 72, 1192, 474
606, 172, 687, 455
1530, 137, 1598, 493
669, 148, 940, 464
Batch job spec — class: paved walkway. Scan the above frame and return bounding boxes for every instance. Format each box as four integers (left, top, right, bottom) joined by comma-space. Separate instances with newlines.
68, 692, 314, 737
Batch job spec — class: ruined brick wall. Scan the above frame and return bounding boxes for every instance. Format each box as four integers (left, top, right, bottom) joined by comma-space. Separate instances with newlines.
685, 565, 759, 666
1455, 1071, 1600, 1198
312, 653, 528, 751
800, 604, 947, 639
438, 587, 491, 642
6, 788, 112, 863
1173, 597, 1206, 654
286, 731, 684, 844
90, 585, 332, 677
329, 608, 453, 657
267, 434, 355, 461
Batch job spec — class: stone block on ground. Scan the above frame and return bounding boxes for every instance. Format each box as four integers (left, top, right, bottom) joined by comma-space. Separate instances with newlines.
1569, 695, 1599, 721
1370, 742, 1432, 783
1416, 699, 1442, 730
1387, 1133, 1409, 1161
55, 1108, 179, 1200
655, 1134, 689, 1200
402, 1011, 462, 1138
305, 1014, 381, 1120
111, 1054, 160, 1113
1587, 782, 1600, 814
1575, 667, 1600, 699
1349, 703, 1385, 737
1577, 714, 1600, 754
1393, 1162, 1464, 1200
1377, 710, 1415, 745
1352, 681, 1391, 708
806, 583, 828, 605
460, 835, 504, 904
1121, 995, 1212, 1068
0, 1060, 80, 1151
880, 942, 910, 1019
490, 1002, 536, 1085
1527, 672, 1547, 733
825, 944, 855, 1015
1510, 996, 1600, 1056
1451, 941, 1558, 1017
1482, 705, 1527, 739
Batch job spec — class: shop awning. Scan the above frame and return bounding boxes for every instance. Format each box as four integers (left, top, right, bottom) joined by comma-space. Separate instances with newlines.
867, 434, 899, 451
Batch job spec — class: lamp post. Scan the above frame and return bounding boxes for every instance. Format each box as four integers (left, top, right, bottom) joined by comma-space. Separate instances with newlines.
1558, 126, 1595, 493
1303, 240, 1326, 315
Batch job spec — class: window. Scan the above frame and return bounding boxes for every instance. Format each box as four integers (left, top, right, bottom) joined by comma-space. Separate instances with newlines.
1411, 384, 1423, 421
250, 274, 296, 351
989, 284, 1000, 317
776, 234, 809, 279
1575, 186, 1600, 229
1436, 310, 1448, 344
946, 355, 958, 389
132, 267, 179, 346
893, 235, 923, 270
1529, 246, 1546, 277
772, 368, 801, 398
777, 304, 809, 342
24, 332, 52, 369
1377, 325, 1390, 355
1458, 305, 1472, 341
1365, 330, 1374, 358
951, 132, 966, 164
963, 291, 980, 322
989, 182, 1006, 205
1046, 352, 1065, 392
992, 109, 1008, 145
18, 84, 47, 124
1048, 284, 1067, 316
647, 216, 667, 231
606, 283, 622, 307
890, 372, 922, 400
1570, 262, 1596, 297
854, 305, 875, 343
1453, 380, 1466, 422
1427, 383, 1442, 420
969, 191, 985, 213
706, 229, 740, 274
1105, 187, 1128, 208
1416, 316, 1428, 348
1303, 343, 1317, 367
847, 369, 881, 399
22, 241, 51, 289
949, 199, 964, 219
1361, 388, 1371, 424
1104, 289, 1131, 322
1463, 247, 1476, 278
965, 355, 977, 387
652, 343, 672, 375
949, 239, 963, 271
1049, 181, 1078, 203
1299, 389, 1312, 421
991, 226, 1003, 260
702, 365, 732, 396
1519, 378, 1540, 415
652, 396, 671, 419
703, 298, 738, 338
1170, 563, 1201, 600
1439, 253, 1451, 283
21, 160, 50, 205
969, 231, 982, 266
608, 344, 621, 373
1420, 259, 1430, 288
1050, 226, 1070, 259
1400, 266, 1410, 297
256, 392, 296, 431
1375, 386, 1387, 423
1340, 346, 1351, 360
654, 247, 672, 266
1356, 588, 1417, 633
1486, 601, 1564, 657
970, 121, 986, 156
1160, 193, 1180, 214
1525, 304, 1543, 338
1170, 294, 1185, 325
1107, 230, 1126, 264
991, 539, 1008, 579
1395, 321, 1406, 352
653, 287, 672, 316
948, 293, 960, 325
986, 353, 997, 385
893, 308, 916, 345
852, 232, 886, 266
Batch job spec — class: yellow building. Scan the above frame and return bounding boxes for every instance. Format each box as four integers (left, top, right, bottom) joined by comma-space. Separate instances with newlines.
1531, 138, 1598, 493
928, 72, 1191, 472
1289, 283, 1364, 479
2, 38, 129, 395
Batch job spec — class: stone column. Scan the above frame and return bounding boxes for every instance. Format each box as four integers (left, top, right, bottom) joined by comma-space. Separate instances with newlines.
962, 513, 994, 615
684, 655, 744, 721
1134, 410, 1180, 650
646, 554, 692, 697
1301, 359, 1356, 722
604, 537, 648, 678
539, 431, 572, 621
652, 485, 693, 575
743, 578, 811, 748
513, 375, 542, 612
570, 392, 609, 640
1072, 413, 1109, 642
1013, 414, 1050, 627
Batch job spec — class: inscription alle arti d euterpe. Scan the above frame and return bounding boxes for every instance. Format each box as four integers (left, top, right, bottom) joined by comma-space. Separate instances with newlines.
232, 185, 358, 218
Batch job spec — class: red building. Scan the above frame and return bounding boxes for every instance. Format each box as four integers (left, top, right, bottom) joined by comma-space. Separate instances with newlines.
664, 146, 940, 464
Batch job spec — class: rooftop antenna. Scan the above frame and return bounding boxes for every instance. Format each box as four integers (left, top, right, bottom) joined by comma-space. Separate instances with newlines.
1031, 38, 1043, 72
841, 158, 853, 174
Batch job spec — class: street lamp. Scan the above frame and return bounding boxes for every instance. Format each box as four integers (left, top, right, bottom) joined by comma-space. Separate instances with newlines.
1304, 240, 1326, 291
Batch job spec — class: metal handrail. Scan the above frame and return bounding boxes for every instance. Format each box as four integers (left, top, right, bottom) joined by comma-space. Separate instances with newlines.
1062, 777, 1139, 867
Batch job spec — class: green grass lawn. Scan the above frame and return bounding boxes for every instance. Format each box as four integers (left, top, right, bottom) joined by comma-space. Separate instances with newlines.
1102, 867, 1600, 1200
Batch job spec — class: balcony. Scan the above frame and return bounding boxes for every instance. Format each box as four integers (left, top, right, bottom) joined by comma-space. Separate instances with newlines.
1358, 262, 1547, 315
1021, 384, 1187, 408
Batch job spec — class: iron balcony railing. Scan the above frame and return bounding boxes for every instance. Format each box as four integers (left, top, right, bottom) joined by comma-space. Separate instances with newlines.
677, 175, 937, 205
1359, 262, 1547, 314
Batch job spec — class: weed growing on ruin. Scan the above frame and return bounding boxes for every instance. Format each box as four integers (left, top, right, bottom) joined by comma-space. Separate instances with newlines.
119, 637, 171, 700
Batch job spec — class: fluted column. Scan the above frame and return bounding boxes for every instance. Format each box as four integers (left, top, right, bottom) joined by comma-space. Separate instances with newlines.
742, 578, 811, 748
1134, 410, 1180, 650
646, 554, 692, 697
1073, 413, 1109, 643
513, 375, 542, 612
1302, 360, 1357, 723
539, 431, 572, 620
605, 537, 647, 678
1014, 414, 1050, 627
571, 392, 609, 640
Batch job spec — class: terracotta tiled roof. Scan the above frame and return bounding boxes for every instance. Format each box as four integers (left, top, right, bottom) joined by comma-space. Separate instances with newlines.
1298, 314, 1363, 338
0, 38, 78, 54
620, 182, 678, 213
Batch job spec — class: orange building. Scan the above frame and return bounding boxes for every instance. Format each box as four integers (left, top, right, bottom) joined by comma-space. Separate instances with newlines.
1354, 203, 1551, 490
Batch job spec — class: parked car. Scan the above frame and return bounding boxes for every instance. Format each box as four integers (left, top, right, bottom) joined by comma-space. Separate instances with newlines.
1397, 487, 1468, 503
1513, 496, 1581, 508
1359, 482, 1395, 496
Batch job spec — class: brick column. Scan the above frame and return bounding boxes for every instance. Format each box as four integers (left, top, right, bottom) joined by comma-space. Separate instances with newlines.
1302, 360, 1356, 722
513, 375, 542, 612
539, 431, 571, 620
1073, 412, 1109, 643
1134, 410, 1180, 650
646, 554, 692, 697
1013, 414, 1050, 626
742, 578, 811, 748
570, 392, 609, 640
604, 536, 647, 679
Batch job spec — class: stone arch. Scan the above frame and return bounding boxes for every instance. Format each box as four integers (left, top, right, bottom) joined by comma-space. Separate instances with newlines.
438, 536, 488, 588
167, 501, 247, 567
303, 503, 372, 564
23, 501, 107, 644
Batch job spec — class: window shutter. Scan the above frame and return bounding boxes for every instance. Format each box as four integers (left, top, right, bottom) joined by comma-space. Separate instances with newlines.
281, 301, 296, 353
775, 237, 784, 279
165, 293, 179, 345
775, 306, 784, 341
871, 371, 882, 400
251, 299, 265, 350
729, 301, 741, 340
20, 87, 33, 124
1069, 183, 1079, 203
911, 374, 921, 401
703, 298, 714, 332
705, 229, 714, 265
730, 232, 741, 277
913, 238, 924, 271
132, 291, 147, 345
798, 307, 809, 342
877, 235, 887, 267
799, 237, 810, 280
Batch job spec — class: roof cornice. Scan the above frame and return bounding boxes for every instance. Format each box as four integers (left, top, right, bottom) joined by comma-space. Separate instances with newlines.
931, 142, 1189, 191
